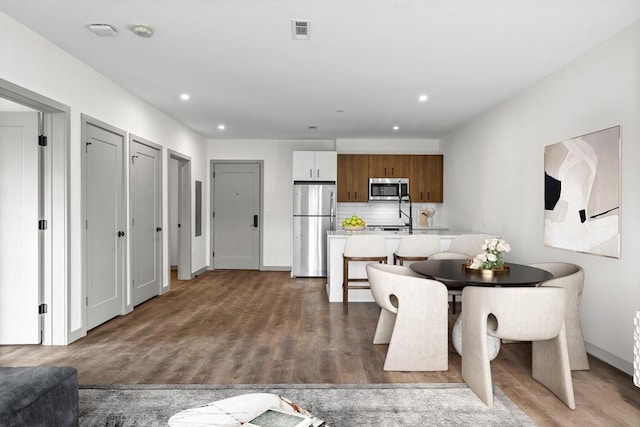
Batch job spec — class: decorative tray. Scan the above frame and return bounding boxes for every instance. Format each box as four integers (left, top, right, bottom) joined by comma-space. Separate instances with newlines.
463, 263, 510, 275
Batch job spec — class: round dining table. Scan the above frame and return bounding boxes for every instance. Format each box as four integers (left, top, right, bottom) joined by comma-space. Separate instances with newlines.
409, 259, 553, 286
409, 259, 554, 359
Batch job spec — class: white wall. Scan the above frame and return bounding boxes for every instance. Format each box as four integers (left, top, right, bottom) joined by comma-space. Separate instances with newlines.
0, 12, 208, 344
337, 138, 439, 153
440, 21, 640, 373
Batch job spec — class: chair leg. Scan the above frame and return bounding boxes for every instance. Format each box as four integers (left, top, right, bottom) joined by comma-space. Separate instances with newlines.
532, 324, 576, 409
373, 308, 395, 344
342, 258, 349, 313
462, 308, 494, 407
383, 288, 448, 371
565, 305, 590, 371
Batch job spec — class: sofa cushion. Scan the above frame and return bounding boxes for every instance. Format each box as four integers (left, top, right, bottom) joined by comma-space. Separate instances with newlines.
0, 366, 78, 427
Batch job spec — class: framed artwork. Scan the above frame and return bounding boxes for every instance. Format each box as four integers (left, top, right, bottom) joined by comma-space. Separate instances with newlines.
544, 126, 620, 258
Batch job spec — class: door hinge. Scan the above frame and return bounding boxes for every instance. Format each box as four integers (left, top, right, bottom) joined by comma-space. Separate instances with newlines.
212, 251, 215, 258
212, 171, 215, 178
38, 135, 48, 147
132, 154, 139, 164
212, 211, 215, 218
38, 219, 47, 230
86, 297, 88, 306
38, 303, 47, 314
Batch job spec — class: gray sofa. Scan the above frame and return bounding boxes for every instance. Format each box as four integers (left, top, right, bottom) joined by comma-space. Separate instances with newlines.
0, 366, 78, 426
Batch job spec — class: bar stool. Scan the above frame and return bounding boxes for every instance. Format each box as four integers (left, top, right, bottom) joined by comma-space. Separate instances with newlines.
393, 235, 441, 266
343, 235, 388, 312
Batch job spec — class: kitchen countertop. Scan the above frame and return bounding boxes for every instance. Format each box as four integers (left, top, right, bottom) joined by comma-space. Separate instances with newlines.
325, 229, 476, 303
328, 227, 453, 237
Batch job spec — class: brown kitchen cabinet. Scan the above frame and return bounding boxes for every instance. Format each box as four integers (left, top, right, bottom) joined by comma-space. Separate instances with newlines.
408, 155, 443, 202
368, 155, 408, 178
337, 154, 369, 202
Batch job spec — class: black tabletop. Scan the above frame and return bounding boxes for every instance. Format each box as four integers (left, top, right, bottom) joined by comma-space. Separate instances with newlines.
409, 259, 553, 286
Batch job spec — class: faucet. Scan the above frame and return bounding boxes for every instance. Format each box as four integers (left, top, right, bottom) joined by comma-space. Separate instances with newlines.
399, 193, 413, 234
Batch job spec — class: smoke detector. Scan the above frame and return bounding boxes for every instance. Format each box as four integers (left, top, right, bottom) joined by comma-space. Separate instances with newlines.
291, 19, 311, 40
88, 24, 118, 37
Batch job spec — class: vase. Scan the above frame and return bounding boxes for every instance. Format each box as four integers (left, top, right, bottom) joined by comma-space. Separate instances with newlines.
480, 265, 510, 276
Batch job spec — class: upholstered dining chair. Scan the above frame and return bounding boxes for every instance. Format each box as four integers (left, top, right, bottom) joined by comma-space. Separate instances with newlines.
427, 252, 472, 314
529, 262, 589, 370
461, 286, 575, 409
392, 234, 442, 266
366, 263, 448, 371
342, 235, 387, 313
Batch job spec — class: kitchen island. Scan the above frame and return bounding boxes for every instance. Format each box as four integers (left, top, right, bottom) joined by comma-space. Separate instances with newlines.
326, 228, 471, 303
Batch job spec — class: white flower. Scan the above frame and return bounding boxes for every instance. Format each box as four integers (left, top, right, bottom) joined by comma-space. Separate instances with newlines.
472, 237, 511, 270
496, 241, 511, 252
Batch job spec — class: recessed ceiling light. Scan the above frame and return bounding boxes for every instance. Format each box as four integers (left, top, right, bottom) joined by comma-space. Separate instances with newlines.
180, 94, 190, 101
218, 124, 225, 130
418, 94, 429, 102
393, 126, 400, 131
131, 24, 153, 38
88, 24, 118, 37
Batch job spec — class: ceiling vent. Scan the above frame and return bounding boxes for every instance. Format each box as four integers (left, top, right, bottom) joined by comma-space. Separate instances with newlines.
291, 19, 311, 40
88, 24, 118, 37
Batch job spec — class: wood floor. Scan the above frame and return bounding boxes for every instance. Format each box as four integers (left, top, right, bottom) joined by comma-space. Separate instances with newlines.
1, 270, 639, 426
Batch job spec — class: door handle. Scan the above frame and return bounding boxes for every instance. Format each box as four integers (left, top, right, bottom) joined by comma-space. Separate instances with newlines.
156, 227, 162, 232
253, 215, 259, 227
117, 230, 125, 237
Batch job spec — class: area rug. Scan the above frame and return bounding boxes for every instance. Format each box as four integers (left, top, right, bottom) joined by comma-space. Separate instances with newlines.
79, 383, 536, 426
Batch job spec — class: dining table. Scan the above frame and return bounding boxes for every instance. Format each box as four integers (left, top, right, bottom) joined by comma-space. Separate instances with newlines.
408, 259, 553, 286
408, 259, 554, 359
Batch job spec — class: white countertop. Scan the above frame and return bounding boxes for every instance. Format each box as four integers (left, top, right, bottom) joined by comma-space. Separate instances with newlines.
328, 228, 467, 237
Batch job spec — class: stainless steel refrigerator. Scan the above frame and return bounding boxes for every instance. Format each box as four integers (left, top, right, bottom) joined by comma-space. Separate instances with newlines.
292, 182, 336, 277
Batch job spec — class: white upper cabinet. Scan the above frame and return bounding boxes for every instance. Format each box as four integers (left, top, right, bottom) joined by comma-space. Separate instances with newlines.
292, 151, 337, 181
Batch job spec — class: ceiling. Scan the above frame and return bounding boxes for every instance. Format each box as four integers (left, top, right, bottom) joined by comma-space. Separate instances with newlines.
1, 1, 639, 140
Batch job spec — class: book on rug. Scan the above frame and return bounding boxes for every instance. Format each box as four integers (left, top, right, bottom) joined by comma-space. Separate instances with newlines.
244, 407, 324, 427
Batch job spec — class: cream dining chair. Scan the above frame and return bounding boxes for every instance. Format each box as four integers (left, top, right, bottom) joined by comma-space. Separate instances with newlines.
461, 286, 575, 409
529, 262, 589, 370
366, 263, 448, 371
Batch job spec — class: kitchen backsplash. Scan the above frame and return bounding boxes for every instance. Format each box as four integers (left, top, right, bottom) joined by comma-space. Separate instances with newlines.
336, 202, 442, 227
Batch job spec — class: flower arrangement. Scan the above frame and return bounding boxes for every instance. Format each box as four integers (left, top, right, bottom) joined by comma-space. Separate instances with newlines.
422, 207, 436, 218
468, 238, 511, 270
420, 208, 436, 227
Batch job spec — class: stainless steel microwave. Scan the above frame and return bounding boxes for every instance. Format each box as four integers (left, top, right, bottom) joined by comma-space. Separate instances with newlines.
369, 178, 409, 201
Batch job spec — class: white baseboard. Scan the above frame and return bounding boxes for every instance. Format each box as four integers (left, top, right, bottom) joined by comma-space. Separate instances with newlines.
585, 341, 633, 376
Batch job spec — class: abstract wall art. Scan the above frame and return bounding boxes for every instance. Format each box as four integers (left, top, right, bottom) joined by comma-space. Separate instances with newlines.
544, 126, 621, 258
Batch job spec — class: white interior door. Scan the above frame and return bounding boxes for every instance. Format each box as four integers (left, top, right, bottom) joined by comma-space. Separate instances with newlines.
131, 138, 162, 306
0, 111, 40, 344
213, 163, 260, 269
84, 118, 125, 330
